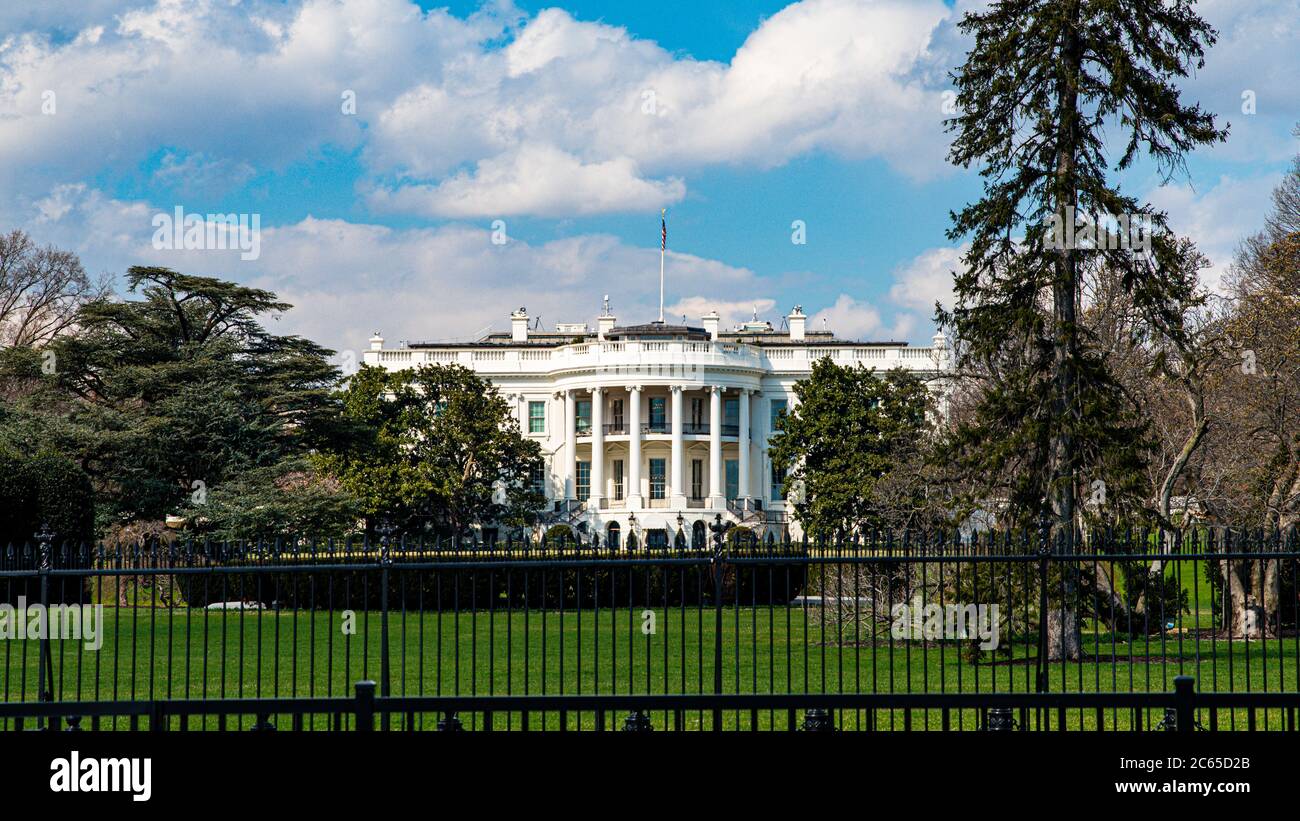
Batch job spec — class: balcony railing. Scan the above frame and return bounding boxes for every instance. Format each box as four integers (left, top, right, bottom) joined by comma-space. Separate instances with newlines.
643, 421, 669, 434
683, 422, 708, 435
369, 339, 947, 375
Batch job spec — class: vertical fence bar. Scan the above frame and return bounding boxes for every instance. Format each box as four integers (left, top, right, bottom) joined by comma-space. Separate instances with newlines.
1174, 676, 1195, 734
35, 524, 55, 730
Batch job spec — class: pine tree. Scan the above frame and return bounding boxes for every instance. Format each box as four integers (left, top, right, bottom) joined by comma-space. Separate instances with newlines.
942, 0, 1226, 538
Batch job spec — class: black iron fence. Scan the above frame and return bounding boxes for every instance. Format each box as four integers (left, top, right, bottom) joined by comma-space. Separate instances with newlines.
3, 526, 1299, 731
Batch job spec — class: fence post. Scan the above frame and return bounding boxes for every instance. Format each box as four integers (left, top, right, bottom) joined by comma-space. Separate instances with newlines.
376, 521, 395, 708
356, 680, 376, 731
35, 523, 56, 723
709, 513, 727, 732
1035, 517, 1051, 695
1174, 676, 1195, 734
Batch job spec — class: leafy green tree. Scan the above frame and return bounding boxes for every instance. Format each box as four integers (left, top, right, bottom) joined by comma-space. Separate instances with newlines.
318, 363, 543, 537
5, 266, 345, 529
180, 456, 363, 542
942, 0, 1227, 535
768, 361, 932, 537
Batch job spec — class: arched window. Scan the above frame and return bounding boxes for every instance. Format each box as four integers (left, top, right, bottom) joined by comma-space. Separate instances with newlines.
607, 521, 621, 550
691, 520, 707, 549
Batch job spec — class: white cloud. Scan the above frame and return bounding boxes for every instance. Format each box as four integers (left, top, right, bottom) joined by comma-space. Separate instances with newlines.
888, 244, 961, 315
809, 294, 909, 341
665, 297, 778, 330
368, 144, 686, 218
1, 0, 957, 219
23, 182, 763, 354
1147, 173, 1282, 290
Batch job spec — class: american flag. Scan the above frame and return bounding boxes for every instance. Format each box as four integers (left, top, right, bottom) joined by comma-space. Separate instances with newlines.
661, 209, 666, 251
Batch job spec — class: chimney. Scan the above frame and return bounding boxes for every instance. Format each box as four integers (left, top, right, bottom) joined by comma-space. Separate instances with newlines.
597, 295, 616, 340
702, 310, 720, 341
787, 305, 806, 342
369, 331, 384, 351
511, 308, 529, 342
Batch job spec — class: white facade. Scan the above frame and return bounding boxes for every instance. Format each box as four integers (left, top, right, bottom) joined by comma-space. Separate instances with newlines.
363, 304, 950, 548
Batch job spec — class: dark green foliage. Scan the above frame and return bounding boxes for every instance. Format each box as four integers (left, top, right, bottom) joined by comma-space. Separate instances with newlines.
22, 267, 346, 529
768, 361, 932, 536
0, 451, 95, 604
0, 452, 94, 548
175, 560, 807, 610
1116, 561, 1190, 633
180, 457, 363, 542
317, 363, 543, 537
942, 0, 1227, 528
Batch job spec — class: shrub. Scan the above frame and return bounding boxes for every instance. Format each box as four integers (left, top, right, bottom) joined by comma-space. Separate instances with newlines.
0, 452, 95, 604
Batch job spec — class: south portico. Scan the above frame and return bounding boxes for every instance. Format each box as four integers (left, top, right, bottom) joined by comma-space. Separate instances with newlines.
549, 377, 766, 547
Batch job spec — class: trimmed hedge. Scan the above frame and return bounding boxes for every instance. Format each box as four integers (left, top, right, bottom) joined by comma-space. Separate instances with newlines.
173, 559, 808, 610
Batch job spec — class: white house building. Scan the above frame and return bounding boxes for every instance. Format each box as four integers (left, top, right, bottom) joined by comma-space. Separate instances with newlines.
363, 302, 950, 548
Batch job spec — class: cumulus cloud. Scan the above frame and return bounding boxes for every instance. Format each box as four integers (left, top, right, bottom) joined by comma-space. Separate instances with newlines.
888, 244, 961, 316
23, 182, 764, 354
368, 144, 686, 218
1, 0, 957, 219
665, 297, 779, 330
1147, 173, 1282, 290
809, 294, 910, 342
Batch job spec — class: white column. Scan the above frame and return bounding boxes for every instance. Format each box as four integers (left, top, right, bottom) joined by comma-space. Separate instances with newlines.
627, 385, 643, 508
708, 386, 723, 509
589, 387, 604, 507
670, 385, 686, 506
563, 390, 576, 501
739, 389, 752, 502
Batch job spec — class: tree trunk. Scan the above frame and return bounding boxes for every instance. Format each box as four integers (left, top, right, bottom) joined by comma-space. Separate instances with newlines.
1047, 607, 1080, 660
1043, 2, 1084, 663
1220, 557, 1278, 639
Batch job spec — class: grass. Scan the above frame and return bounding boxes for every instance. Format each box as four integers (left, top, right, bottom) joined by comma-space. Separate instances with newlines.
5, 603, 1298, 730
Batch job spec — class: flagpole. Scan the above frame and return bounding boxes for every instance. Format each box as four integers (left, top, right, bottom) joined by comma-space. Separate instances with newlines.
659, 209, 666, 323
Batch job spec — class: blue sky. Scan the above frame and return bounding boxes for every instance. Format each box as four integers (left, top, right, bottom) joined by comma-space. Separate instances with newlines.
0, 0, 1296, 358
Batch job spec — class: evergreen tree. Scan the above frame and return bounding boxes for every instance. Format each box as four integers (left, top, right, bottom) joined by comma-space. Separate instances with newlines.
942, 0, 1227, 537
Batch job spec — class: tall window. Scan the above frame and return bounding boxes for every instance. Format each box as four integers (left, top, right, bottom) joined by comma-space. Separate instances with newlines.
770, 463, 786, 501
612, 459, 625, 501
725, 459, 739, 501
690, 459, 703, 499
769, 399, 788, 437
576, 461, 591, 499
576, 400, 592, 434
690, 397, 705, 428
530, 463, 546, 498
611, 399, 624, 431
649, 458, 666, 500
528, 401, 545, 434
649, 397, 667, 431
724, 398, 739, 435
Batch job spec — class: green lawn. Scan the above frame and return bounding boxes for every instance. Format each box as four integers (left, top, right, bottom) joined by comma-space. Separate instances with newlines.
5, 604, 1298, 730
